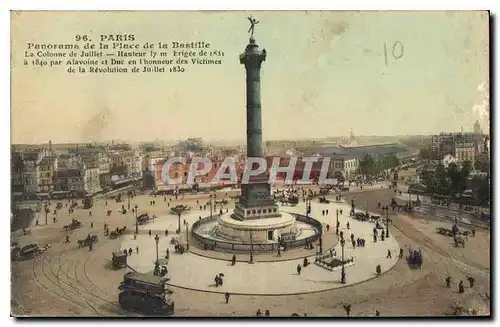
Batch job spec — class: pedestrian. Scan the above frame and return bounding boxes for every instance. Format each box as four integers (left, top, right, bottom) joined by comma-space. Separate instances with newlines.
265, 309, 270, 316
165, 229, 168, 236
458, 280, 465, 293
326, 209, 329, 215
256, 309, 262, 316
343, 304, 351, 317
149, 230, 152, 237
352, 239, 356, 248
445, 276, 451, 288
89, 243, 93, 251
89, 211, 92, 216
91, 222, 93, 228
129, 247, 133, 256
297, 264, 302, 275
375, 310, 380, 316
347, 222, 350, 230
467, 277, 475, 288
65, 235, 70, 243
340, 209, 343, 215
136, 246, 139, 254
387, 249, 392, 259
322, 210, 325, 216
326, 224, 330, 232
225, 292, 230, 303
277, 246, 281, 257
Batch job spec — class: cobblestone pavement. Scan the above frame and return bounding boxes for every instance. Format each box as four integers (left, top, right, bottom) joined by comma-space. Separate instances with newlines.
11, 186, 490, 317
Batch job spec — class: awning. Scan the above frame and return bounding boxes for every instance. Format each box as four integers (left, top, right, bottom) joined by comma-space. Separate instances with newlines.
53, 191, 69, 195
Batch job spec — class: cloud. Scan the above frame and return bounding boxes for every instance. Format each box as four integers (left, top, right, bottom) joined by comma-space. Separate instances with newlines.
472, 81, 490, 133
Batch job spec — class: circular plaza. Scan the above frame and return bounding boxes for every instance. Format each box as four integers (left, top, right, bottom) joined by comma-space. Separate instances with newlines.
123, 196, 400, 295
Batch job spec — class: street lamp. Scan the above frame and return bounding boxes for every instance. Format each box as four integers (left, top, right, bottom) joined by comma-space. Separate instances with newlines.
155, 234, 160, 264
340, 238, 346, 284
306, 197, 311, 218
134, 204, 138, 234
209, 194, 213, 219
249, 230, 254, 263
185, 222, 190, 251
336, 209, 339, 235
385, 205, 390, 238
177, 211, 181, 234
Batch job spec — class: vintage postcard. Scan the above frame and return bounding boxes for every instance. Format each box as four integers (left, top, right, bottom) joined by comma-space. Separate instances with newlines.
10, 11, 490, 317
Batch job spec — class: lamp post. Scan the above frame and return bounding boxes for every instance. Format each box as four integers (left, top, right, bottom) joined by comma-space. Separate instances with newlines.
385, 205, 390, 238
177, 211, 181, 234
134, 204, 138, 234
340, 238, 346, 284
249, 230, 254, 263
127, 193, 130, 211
306, 197, 311, 218
155, 234, 160, 264
336, 209, 339, 235
209, 194, 213, 219
185, 222, 190, 251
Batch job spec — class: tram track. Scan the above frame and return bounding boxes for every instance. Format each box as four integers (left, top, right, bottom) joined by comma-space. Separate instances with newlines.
32, 242, 127, 316
389, 217, 490, 307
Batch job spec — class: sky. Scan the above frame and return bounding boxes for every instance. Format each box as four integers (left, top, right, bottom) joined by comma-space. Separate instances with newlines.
11, 11, 490, 144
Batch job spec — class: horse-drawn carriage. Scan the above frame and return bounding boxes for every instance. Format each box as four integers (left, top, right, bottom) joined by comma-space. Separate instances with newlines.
64, 219, 82, 231
454, 235, 467, 248
436, 227, 455, 237
112, 251, 127, 269
215, 199, 229, 206
354, 212, 369, 222
319, 196, 330, 204
107, 226, 127, 239
77, 235, 99, 248
170, 205, 191, 215
170, 238, 185, 254
12, 243, 51, 261
407, 247, 423, 269
136, 213, 150, 225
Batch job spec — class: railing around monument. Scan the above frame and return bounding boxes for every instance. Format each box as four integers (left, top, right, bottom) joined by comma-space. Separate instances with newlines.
191, 213, 322, 253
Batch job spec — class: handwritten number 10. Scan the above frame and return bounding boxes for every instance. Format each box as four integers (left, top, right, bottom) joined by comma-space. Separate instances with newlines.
384, 41, 404, 65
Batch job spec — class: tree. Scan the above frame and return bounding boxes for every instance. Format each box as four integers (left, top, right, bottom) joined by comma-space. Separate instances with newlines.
419, 147, 437, 161
474, 153, 490, 173
446, 163, 463, 195
379, 154, 400, 171
461, 160, 473, 178
431, 164, 451, 195
358, 154, 377, 177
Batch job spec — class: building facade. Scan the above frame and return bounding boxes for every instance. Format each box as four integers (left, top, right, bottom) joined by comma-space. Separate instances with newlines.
455, 143, 475, 166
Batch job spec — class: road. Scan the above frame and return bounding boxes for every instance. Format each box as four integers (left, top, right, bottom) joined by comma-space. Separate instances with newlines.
11, 185, 490, 317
